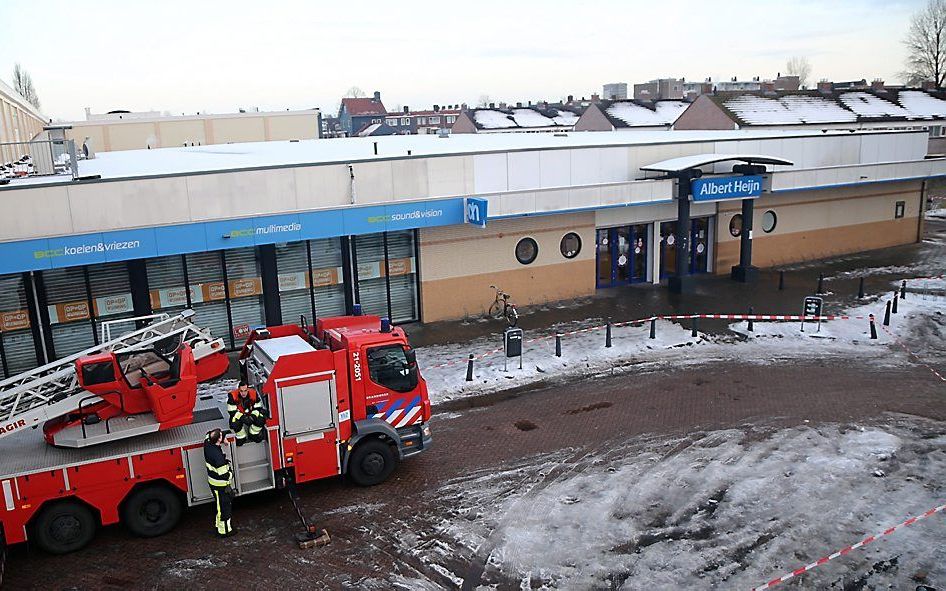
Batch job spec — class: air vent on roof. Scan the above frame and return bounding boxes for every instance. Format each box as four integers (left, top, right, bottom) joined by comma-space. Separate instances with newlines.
289, 139, 299, 142
554, 133, 568, 137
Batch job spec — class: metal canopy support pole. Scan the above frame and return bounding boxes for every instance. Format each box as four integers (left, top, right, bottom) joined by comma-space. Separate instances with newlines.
669, 170, 697, 294
731, 163, 766, 283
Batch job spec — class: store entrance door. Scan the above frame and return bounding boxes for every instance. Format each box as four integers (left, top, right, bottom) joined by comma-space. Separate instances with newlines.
595, 225, 648, 288
660, 217, 712, 278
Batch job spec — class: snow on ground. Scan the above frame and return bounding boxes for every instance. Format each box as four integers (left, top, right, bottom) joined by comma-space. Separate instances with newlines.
417, 289, 946, 407
417, 417, 946, 589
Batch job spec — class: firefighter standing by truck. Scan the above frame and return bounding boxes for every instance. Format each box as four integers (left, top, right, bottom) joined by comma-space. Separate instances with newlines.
203, 428, 235, 537
227, 380, 268, 445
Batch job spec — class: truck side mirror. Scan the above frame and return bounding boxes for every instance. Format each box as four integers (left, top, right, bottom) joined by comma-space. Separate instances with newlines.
404, 347, 417, 367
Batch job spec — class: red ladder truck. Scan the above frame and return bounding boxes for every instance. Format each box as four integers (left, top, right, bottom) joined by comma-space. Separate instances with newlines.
0, 310, 432, 569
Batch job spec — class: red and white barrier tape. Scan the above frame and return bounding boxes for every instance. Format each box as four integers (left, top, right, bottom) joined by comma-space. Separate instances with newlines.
751, 503, 946, 590
427, 313, 864, 369
880, 324, 946, 383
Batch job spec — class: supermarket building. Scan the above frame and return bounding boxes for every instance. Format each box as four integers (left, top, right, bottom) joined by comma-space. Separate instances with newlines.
0, 129, 940, 377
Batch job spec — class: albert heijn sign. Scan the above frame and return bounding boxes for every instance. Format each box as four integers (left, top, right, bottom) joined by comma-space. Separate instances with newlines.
691, 175, 763, 202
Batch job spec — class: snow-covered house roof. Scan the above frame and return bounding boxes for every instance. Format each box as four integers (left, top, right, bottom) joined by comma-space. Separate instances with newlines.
695, 89, 946, 128
573, 100, 689, 132
454, 106, 582, 133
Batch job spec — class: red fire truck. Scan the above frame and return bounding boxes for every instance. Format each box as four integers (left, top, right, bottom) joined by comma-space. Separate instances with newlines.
0, 310, 432, 565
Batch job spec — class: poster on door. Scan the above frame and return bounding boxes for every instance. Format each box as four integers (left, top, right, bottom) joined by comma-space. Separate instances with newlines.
229, 277, 263, 298
232, 323, 251, 339
357, 262, 382, 281
384, 257, 415, 277
150, 286, 191, 309
93, 293, 134, 317
47, 301, 91, 324
278, 272, 308, 292
311, 267, 342, 287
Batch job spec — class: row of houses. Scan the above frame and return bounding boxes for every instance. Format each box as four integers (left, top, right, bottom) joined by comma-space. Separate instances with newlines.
334, 91, 463, 137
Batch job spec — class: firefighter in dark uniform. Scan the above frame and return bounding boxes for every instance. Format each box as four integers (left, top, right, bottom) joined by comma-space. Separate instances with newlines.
203, 428, 234, 537
227, 380, 268, 445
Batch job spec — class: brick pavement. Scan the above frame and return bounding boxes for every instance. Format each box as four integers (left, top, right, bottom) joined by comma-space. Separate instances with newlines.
5, 356, 943, 590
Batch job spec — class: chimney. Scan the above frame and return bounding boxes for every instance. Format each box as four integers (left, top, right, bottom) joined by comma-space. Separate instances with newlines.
871, 79, 885, 91
817, 80, 833, 94
922, 80, 937, 91
433, 104, 440, 112
516, 102, 522, 108
489, 102, 495, 108
403, 105, 409, 113
373, 91, 381, 101
567, 94, 574, 102
499, 101, 507, 109
591, 93, 600, 102
84, 107, 91, 119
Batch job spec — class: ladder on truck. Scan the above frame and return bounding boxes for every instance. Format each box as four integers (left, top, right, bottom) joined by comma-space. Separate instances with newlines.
0, 309, 223, 440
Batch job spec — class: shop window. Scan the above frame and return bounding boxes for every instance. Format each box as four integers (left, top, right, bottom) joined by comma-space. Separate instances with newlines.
762, 210, 778, 233
42, 267, 95, 358
729, 214, 743, 237
224, 248, 264, 344
147, 255, 189, 315
560, 233, 582, 259
515, 237, 539, 265
0, 273, 37, 377
184, 251, 230, 348
895, 201, 905, 219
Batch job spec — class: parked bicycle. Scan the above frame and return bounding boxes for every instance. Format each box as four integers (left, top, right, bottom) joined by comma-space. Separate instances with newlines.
488, 285, 519, 327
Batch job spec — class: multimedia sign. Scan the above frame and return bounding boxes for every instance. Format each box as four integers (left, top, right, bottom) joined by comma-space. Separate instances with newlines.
691, 175, 763, 202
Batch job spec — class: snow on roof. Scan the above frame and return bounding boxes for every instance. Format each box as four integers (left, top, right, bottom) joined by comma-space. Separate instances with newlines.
606, 101, 688, 127
4, 129, 915, 186
897, 90, 946, 118
724, 95, 857, 125
838, 92, 913, 119
472, 107, 579, 130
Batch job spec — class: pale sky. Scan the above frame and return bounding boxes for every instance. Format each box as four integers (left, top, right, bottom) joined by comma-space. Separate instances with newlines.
0, 0, 928, 121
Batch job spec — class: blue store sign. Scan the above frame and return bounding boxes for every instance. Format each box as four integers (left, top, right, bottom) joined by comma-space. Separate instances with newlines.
466, 197, 488, 227
691, 175, 763, 202
0, 198, 466, 275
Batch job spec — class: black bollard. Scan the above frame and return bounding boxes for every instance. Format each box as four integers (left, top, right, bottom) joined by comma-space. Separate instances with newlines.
857, 277, 865, 299
606, 322, 612, 348
869, 314, 877, 339
556, 333, 562, 357
691, 316, 699, 338
883, 300, 891, 326
778, 270, 785, 291
892, 292, 898, 314
649, 318, 656, 339
900, 280, 906, 299
747, 306, 754, 332
816, 273, 824, 294
465, 354, 474, 381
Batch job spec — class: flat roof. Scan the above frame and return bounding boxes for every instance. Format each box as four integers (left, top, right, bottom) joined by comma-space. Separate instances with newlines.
2, 128, 926, 189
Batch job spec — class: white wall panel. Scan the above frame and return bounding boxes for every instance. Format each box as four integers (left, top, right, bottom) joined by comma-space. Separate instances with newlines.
0, 185, 73, 240
568, 186, 602, 210
473, 153, 508, 194
351, 160, 394, 203
426, 156, 467, 198
539, 150, 571, 188
859, 135, 883, 164
68, 177, 191, 232
570, 148, 600, 186
391, 158, 428, 201
507, 151, 541, 191
535, 188, 570, 212
294, 164, 350, 210
599, 147, 629, 182
187, 169, 297, 220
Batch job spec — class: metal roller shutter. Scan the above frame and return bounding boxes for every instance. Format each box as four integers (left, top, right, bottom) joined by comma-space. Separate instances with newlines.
353, 234, 388, 318
276, 242, 312, 326
42, 267, 95, 358
224, 248, 264, 342
87, 261, 135, 339
184, 251, 230, 347
0, 274, 37, 377
309, 238, 346, 318
146, 255, 188, 315
386, 231, 419, 323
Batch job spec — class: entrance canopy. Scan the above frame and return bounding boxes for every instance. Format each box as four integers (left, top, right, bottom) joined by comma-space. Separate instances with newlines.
640, 153, 794, 173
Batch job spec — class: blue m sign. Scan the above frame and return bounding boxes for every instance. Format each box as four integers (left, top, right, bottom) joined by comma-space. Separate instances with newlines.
466, 198, 488, 227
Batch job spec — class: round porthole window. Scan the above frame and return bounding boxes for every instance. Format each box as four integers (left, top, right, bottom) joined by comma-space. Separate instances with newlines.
762, 210, 777, 233
515, 237, 539, 265
560, 232, 582, 259
729, 214, 743, 238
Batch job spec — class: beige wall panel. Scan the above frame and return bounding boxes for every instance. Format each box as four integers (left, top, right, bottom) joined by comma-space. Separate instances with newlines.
266, 114, 318, 140
67, 177, 192, 232
293, 164, 351, 210
210, 117, 266, 144
420, 213, 595, 279
421, 259, 595, 322
391, 158, 429, 201
106, 122, 158, 151
715, 217, 921, 271
186, 169, 297, 219
67, 125, 108, 153
158, 120, 206, 148
351, 161, 395, 203
0, 185, 74, 240
426, 156, 467, 198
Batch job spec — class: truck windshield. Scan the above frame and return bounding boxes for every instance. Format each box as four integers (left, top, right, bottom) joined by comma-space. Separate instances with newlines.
367, 345, 418, 393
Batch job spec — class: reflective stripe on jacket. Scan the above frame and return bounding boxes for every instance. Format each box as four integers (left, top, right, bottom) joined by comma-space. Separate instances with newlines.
203, 438, 232, 490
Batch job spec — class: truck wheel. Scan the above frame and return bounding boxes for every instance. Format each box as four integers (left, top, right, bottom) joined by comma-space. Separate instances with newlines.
32, 501, 97, 555
348, 439, 397, 486
121, 485, 183, 538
